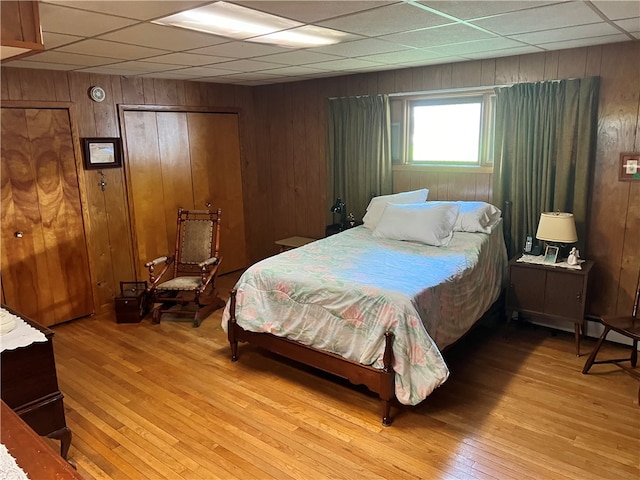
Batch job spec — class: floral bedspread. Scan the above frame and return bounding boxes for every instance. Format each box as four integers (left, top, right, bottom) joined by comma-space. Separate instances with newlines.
222, 223, 507, 405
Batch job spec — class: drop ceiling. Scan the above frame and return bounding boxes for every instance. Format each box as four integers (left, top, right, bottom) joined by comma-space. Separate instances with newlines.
5, 0, 640, 86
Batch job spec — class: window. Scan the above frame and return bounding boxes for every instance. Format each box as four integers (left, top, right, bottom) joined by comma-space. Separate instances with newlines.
391, 90, 495, 166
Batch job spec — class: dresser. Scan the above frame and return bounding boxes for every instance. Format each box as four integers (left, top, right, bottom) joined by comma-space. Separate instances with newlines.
0, 306, 72, 459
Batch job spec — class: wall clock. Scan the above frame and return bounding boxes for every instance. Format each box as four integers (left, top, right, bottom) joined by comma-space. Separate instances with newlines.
89, 86, 106, 102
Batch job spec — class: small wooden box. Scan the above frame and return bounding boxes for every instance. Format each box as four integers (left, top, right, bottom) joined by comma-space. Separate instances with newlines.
115, 282, 148, 324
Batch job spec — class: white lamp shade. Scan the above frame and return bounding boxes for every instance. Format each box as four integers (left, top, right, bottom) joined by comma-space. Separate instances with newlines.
536, 212, 578, 243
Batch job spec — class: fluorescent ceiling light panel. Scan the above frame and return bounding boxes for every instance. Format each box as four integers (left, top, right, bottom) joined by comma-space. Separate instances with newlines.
153, 1, 300, 40
154, 2, 346, 48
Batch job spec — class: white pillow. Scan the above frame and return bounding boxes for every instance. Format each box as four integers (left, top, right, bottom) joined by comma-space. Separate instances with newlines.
427, 201, 501, 233
372, 202, 460, 246
362, 189, 429, 230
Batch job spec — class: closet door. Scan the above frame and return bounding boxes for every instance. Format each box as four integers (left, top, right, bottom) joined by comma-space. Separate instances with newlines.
1, 108, 93, 325
123, 110, 247, 278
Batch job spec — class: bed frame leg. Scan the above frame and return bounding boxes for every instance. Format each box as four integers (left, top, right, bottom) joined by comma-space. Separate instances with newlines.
381, 331, 395, 426
228, 289, 238, 362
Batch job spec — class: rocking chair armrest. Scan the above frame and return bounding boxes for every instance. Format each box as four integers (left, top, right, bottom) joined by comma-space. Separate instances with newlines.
145, 256, 171, 268
198, 256, 219, 268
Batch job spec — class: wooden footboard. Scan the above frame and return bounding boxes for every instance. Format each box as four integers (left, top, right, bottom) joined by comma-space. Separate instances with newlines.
227, 290, 396, 426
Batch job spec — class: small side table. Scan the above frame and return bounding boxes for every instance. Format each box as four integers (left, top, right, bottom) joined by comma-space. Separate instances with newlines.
275, 236, 315, 252
506, 257, 594, 356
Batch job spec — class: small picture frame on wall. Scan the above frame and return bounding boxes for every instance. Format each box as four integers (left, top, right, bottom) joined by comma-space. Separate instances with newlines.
544, 245, 559, 264
619, 152, 640, 181
82, 138, 123, 170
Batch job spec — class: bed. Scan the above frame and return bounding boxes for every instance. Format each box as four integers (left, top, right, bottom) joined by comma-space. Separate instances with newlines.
222, 198, 510, 425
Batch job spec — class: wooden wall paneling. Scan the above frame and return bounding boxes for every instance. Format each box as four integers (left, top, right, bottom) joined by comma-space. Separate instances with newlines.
142, 78, 156, 105
51, 70, 71, 102
411, 67, 426, 92
120, 76, 145, 105
495, 56, 520, 85
557, 48, 587, 79
422, 65, 443, 91
436, 172, 450, 199
156, 112, 195, 255
184, 81, 208, 106
618, 185, 640, 315
188, 112, 248, 273
587, 43, 639, 316
17, 68, 54, 101
543, 51, 560, 80
68, 72, 97, 137
206, 83, 236, 108
395, 68, 413, 93
152, 79, 180, 106
377, 71, 396, 93
585, 46, 603, 76
440, 64, 453, 88
121, 110, 168, 277
90, 74, 119, 136
3, 67, 23, 100
475, 173, 492, 203
451, 61, 482, 88
480, 58, 496, 86
290, 81, 311, 236
518, 52, 546, 83
0, 108, 53, 321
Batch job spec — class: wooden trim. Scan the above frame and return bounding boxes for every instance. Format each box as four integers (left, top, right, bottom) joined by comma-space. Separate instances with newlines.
1, 100, 74, 109
393, 164, 493, 174
119, 104, 241, 114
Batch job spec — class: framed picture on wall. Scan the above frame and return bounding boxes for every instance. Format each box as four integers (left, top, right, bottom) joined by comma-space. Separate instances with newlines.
619, 152, 640, 181
82, 138, 123, 170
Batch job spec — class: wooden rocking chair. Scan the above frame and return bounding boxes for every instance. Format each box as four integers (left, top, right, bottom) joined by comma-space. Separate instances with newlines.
145, 208, 224, 327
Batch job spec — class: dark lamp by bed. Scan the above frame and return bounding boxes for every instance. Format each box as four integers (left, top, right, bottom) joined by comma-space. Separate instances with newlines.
330, 197, 347, 227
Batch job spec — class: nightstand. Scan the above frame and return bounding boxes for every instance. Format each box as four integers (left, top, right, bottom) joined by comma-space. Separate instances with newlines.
275, 236, 315, 252
506, 258, 594, 356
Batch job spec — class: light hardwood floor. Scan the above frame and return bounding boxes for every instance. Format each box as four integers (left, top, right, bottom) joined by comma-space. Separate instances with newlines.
49, 273, 639, 480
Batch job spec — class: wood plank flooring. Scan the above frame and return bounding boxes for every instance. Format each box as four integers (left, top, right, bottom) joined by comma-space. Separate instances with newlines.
48, 273, 639, 480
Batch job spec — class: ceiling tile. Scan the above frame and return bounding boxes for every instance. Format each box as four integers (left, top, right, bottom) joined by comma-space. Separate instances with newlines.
75, 65, 159, 76
309, 38, 408, 57
4, 60, 83, 71
615, 18, 640, 34
256, 50, 342, 66
257, 65, 329, 76
212, 59, 284, 72
94, 61, 185, 73
536, 34, 633, 51
236, 1, 395, 23
189, 41, 288, 58
167, 66, 240, 77
99, 24, 228, 51
429, 37, 526, 55
462, 45, 545, 60
416, 1, 557, 21
472, 2, 603, 35
22, 50, 120, 67
57, 39, 169, 60
42, 32, 84, 49
317, 3, 453, 36
41, 1, 208, 21
142, 52, 232, 66
308, 58, 383, 72
39, 3, 138, 37
591, 1, 640, 20
510, 22, 621, 44
380, 23, 495, 49
356, 48, 446, 65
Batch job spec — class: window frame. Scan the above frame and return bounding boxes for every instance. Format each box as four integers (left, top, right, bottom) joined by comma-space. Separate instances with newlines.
391, 89, 495, 168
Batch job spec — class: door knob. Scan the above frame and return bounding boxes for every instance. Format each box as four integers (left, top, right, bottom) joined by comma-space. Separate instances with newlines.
14, 231, 23, 238
205, 201, 211, 208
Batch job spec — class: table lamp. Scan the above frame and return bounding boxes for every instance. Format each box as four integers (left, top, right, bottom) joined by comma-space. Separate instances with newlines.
536, 211, 578, 262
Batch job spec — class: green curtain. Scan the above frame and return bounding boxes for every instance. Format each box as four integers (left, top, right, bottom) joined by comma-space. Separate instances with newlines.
327, 94, 393, 223
492, 77, 600, 257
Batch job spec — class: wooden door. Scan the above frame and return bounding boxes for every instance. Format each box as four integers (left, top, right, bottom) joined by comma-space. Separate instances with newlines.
123, 110, 247, 278
1, 107, 93, 325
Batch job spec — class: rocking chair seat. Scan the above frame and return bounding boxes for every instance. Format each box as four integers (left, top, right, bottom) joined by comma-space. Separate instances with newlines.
157, 276, 206, 291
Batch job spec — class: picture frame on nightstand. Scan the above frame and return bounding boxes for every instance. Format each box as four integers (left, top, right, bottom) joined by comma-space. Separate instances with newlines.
544, 245, 559, 263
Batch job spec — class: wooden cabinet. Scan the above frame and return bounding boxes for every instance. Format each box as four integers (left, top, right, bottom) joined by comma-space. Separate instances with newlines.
0, 307, 72, 459
506, 258, 594, 355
